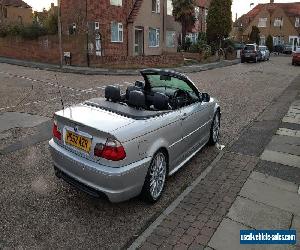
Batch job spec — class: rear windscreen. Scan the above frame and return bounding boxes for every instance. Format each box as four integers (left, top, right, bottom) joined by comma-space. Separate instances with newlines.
244, 45, 255, 51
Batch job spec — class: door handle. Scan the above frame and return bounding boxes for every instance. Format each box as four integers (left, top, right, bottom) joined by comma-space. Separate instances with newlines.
181, 113, 188, 120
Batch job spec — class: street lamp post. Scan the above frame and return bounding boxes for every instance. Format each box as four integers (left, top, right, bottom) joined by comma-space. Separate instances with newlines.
57, 0, 63, 69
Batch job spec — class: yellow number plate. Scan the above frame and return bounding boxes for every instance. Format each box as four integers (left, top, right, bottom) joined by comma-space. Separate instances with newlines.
65, 131, 92, 153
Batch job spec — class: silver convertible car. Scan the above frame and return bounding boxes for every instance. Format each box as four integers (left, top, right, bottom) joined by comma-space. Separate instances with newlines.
49, 69, 221, 203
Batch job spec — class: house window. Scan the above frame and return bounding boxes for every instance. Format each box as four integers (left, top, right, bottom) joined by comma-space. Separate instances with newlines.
152, 0, 160, 13
149, 28, 160, 47
111, 22, 123, 42
167, 0, 173, 16
18, 16, 23, 25
273, 36, 284, 46
110, 0, 122, 6
274, 17, 283, 27
95, 34, 102, 56
195, 7, 200, 20
3, 7, 7, 18
260, 36, 265, 45
166, 31, 176, 48
258, 18, 267, 27
187, 33, 198, 44
296, 18, 300, 27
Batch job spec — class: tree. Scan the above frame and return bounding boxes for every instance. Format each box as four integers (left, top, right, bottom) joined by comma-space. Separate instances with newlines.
172, 0, 196, 45
249, 26, 260, 44
206, 0, 232, 50
266, 35, 273, 52
45, 12, 58, 34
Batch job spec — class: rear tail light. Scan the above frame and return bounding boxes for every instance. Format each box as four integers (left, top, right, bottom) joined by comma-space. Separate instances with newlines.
94, 139, 126, 161
52, 120, 62, 140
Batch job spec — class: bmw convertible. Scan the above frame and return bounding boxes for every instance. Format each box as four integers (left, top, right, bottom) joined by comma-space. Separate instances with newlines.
49, 69, 221, 203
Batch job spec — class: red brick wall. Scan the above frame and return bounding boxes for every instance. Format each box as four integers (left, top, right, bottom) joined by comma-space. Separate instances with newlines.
89, 53, 184, 68
0, 35, 184, 68
60, 0, 134, 57
0, 36, 60, 64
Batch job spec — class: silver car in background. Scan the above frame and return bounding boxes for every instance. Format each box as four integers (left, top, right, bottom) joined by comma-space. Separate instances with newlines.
49, 69, 221, 203
259, 46, 270, 61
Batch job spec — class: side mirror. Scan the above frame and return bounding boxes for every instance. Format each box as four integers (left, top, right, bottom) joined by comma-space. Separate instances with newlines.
202, 93, 210, 102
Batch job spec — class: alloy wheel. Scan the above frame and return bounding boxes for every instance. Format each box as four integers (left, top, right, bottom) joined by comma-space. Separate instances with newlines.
149, 152, 167, 200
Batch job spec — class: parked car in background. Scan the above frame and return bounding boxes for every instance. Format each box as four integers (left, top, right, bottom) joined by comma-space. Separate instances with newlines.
292, 48, 300, 66
241, 44, 262, 63
259, 46, 270, 61
274, 44, 284, 54
49, 69, 221, 203
283, 44, 293, 54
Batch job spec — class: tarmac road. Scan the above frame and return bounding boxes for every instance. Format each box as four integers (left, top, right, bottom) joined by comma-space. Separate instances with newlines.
0, 56, 299, 249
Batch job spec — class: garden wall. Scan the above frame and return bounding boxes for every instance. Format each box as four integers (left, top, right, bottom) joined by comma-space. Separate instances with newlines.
0, 35, 185, 68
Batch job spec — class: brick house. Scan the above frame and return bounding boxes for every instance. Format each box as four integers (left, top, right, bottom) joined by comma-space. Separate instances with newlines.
186, 0, 211, 43
60, 0, 182, 58
0, 0, 32, 25
231, 0, 300, 52
34, 3, 58, 26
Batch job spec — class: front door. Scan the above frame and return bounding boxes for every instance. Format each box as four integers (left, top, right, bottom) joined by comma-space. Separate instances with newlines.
181, 102, 212, 156
289, 36, 299, 52
134, 28, 144, 56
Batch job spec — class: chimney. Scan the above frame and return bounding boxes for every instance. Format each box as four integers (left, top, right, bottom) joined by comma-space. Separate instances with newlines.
235, 13, 238, 21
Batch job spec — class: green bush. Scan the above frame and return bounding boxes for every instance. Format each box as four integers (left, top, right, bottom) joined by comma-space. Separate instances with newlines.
20, 24, 47, 39
266, 35, 273, 52
0, 26, 8, 37
45, 13, 58, 35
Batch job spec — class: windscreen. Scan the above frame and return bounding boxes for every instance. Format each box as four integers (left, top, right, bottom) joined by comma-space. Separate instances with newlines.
259, 47, 266, 51
146, 74, 194, 92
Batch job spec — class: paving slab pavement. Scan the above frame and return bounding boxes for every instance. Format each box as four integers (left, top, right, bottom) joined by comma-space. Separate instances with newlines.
207, 94, 300, 250
227, 195, 292, 230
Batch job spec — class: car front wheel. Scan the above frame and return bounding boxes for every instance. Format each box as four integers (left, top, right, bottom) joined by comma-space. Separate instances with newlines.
142, 151, 167, 203
208, 111, 221, 145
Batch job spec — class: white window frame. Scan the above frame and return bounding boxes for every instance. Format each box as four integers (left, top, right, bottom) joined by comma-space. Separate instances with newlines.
95, 22, 100, 31
167, 0, 173, 16
260, 35, 265, 46
258, 18, 267, 27
296, 17, 300, 28
166, 31, 176, 48
110, 0, 122, 6
111, 22, 123, 43
274, 17, 283, 27
149, 28, 160, 47
152, 0, 160, 14
187, 33, 198, 44
195, 7, 200, 21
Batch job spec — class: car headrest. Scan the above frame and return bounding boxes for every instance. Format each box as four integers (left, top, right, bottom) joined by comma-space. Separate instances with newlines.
153, 92, 170, 110
128, 90, 146, 109
105, 85, 121, 102
135, 81, 145, 88
126, 85, 142, 100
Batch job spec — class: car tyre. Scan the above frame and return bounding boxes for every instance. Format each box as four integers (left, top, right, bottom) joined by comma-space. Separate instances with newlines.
255, 56, 258, 63
241, 58, 245, 63
208, 111, 221, 145
141, 151, 167, 203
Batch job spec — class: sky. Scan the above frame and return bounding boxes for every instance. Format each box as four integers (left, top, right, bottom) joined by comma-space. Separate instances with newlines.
25, 0, 299, 16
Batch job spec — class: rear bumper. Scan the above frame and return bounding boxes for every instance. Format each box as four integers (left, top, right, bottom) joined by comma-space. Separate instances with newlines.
293, 58, 300, 64
241, 55, 257, 61
49, 139, 151, 202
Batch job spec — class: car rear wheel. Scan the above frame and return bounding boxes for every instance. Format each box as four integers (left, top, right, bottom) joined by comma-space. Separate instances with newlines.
208, 111, 221, 145
141, 151, 167, 203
